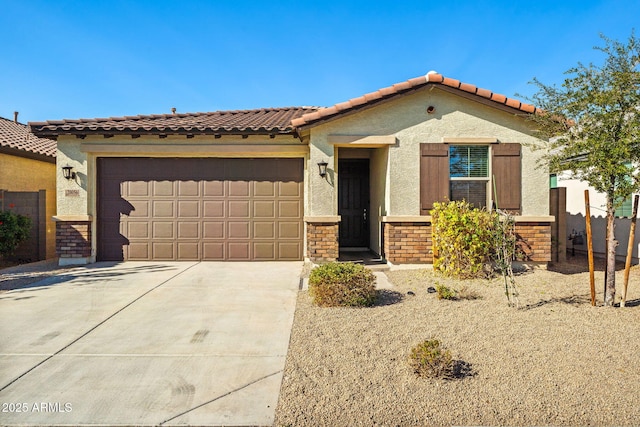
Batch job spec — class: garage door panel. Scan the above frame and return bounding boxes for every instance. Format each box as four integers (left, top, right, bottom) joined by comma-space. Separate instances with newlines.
203, 201, 224, 218
178, 222, 199, 239
127, 181, 150, 197
279, 181, 302, 197
153, 181, 175, 196
254, 242, 275, 260
228, 201, 249, 218
279, 242, 301, 260
278, 222, 301, 239
203, 222, 225, 238
153, 201, 174, 217
228, 222, 250, 239
228, 242, 250, 260
98, 158, 303, 261
254, 181, 275, 197
203, 243, 224, 260
128, 243, 150, 260
228, 181, 250, 197
178, 201, 199, 218
128, 200, 149, 218
152, 222, 174, 239
177, 242, 199, 259
178, 181, 200, 196
254, 201, 275, 218
254, 222, 275, 238
128, 222, 149, 239
279, 200, 302, 218
152, 242, 175, 259
203, 181, 224, 196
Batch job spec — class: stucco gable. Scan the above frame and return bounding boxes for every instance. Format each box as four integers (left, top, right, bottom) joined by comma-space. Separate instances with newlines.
292, 72, 537, 129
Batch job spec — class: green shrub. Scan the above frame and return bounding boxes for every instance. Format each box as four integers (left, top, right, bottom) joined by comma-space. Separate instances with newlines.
409, 339, 454, 378
435, 282, 457, 300
0, 210, 32, 258
430, 200, 497, 279
309, 262, 377, 307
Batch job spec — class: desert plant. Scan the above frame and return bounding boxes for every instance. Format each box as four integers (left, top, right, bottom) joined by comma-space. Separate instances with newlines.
490, 210, 519, 307
308, 262, 377, 307
435, 282, 457, 300
0, 210, 32, 259
430, 200, 495, 278
409, 339, 454, 378
456, 285, 482, 300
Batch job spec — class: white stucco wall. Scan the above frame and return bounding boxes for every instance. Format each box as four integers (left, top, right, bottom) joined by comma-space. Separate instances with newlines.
557, 172, 639, 262
306, 86, 549, 218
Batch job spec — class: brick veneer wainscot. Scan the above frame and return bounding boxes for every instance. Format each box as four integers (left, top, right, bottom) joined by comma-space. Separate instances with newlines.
306, 222, 339, 262
383, 220, 552, 264
383, 222, 433, 264
515, 222, 552, 262
56, 221, 91, 259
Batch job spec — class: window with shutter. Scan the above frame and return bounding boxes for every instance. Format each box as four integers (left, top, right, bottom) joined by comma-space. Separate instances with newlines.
420, 142, 522, 213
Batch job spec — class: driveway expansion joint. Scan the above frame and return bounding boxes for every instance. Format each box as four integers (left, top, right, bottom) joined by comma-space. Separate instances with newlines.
158, 369, 283, 425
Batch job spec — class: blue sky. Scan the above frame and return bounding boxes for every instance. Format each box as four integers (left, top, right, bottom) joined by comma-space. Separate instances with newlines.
1, 0, 638, 124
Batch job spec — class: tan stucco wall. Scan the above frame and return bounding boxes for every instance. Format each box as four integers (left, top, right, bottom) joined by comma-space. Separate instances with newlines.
306, 86, 549, 218
0, 153, 57, 258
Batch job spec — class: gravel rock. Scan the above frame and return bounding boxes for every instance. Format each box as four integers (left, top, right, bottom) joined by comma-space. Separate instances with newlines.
275, 261, 640, 426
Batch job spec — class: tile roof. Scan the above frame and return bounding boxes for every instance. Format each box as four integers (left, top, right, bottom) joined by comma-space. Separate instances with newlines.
28, 73, 538, 138
0, 116, 56, 159
291, 72, 537, 127
29, 107, 320, 137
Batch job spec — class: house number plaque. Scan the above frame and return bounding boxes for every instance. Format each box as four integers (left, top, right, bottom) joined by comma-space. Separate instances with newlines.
65, 189, 80, 197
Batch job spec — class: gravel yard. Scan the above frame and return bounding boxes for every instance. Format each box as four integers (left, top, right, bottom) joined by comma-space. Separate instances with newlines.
275, 260, 640, 426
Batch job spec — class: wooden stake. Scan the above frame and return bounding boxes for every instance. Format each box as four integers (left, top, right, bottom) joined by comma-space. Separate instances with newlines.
585, 190, 596, 306
621, 194, 639, 307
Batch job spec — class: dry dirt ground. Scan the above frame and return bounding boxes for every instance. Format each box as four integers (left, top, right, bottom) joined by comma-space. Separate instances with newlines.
275, 257, 640, 426
0, 258, 77, 292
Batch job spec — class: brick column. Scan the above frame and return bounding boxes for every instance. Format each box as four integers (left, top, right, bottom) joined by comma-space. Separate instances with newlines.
515, 222, 552, 262
383, 221, 433, 264
55, 220, 92, 265
306, 220, 339, 262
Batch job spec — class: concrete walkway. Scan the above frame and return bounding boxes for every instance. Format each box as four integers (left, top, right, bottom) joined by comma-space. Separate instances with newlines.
0, 261, 302, 426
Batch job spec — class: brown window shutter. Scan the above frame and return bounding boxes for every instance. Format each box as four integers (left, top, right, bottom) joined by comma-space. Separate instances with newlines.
420, 143, 449, 214
492, 143, 521, 212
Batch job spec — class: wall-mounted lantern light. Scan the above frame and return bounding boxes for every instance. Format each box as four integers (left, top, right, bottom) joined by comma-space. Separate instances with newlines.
317, 160, 328, 178
62, 165, 76, 180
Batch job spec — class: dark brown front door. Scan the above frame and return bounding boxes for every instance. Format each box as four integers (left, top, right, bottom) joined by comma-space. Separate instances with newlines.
338, 159, 369, 247
97, 158, 303, 261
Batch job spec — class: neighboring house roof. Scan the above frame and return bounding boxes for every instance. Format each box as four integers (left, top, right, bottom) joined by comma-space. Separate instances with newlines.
291, 72, 537, 128
29, 107, 320, 138
0, 116, 56, 162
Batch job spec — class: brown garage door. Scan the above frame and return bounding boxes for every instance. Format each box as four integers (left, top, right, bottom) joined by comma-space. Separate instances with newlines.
97, 158, 303, 261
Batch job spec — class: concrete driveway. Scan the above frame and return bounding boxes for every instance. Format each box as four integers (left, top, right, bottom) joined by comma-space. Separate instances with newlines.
0, 261, 302, 426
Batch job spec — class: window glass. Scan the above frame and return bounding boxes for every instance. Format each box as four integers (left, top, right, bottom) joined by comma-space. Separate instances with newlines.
615, 162, 634, 218
615, 197, 633, 218
449, 146, 488, 178
449, 145, 489, 208
450, 181, 487, 208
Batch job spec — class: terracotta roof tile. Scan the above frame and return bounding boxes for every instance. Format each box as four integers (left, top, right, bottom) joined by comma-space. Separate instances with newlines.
292, 72, 538, 127
490, 93, 507, 104
476, 87, 493, 98
30, 107, 320, 137
0, 116, 56, 158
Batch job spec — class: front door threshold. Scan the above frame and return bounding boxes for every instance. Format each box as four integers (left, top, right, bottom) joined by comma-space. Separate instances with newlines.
338, 249, 388, 268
